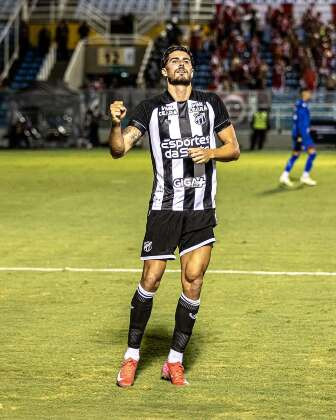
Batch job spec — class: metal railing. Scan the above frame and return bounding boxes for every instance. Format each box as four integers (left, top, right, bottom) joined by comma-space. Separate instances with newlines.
86, 88, 336, 133
136, 39, 153, 87
1, 86, 336, 135
75, 2, 109, 34
0, 1, 23, 82
37, 42, 57, 81
134, 0, 170, 34
63, 38, 86, 89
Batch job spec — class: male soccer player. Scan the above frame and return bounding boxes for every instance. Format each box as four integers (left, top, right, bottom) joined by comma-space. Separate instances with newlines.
279, 88, 317, 187
109, 45, 240, 387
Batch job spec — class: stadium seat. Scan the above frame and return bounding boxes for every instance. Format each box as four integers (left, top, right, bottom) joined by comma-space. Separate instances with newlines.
9, 49, 44, 91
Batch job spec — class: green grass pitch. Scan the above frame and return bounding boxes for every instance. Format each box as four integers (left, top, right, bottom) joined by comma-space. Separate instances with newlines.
0, 149, 335, 419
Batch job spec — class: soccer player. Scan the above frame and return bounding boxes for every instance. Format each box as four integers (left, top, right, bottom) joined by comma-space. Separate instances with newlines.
109, 45, 240, 387
279, 88, 317, 187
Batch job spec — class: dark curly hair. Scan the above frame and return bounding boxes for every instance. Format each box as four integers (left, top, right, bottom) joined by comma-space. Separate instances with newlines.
161, 45, 194, 69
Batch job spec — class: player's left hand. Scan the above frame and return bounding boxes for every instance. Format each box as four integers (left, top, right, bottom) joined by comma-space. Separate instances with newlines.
188, 147, 213, 164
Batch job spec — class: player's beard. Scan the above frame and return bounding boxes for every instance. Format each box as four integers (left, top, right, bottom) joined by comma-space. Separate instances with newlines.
167, 71, 192, 86
167, 77, 191, 86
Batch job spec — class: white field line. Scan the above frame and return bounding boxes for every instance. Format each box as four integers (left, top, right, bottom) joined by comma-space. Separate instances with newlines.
0, 267, 336, 276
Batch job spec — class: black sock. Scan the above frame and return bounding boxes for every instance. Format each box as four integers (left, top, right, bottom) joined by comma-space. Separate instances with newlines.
127, 284, 154, 349
171, 293, 200, 353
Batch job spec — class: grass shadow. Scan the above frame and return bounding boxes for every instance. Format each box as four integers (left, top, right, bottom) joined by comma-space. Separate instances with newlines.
137, 326, 202, 374
258, 183, 305, 196
96, 324, 202, 376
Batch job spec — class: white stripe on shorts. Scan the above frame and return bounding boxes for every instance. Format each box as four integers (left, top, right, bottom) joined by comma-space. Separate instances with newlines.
141, 254, 176, 260
179, 238, 216, 256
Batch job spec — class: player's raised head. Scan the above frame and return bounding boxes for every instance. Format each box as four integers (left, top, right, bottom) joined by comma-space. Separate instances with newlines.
161, 45, 194, 86
160, 45, 194, 70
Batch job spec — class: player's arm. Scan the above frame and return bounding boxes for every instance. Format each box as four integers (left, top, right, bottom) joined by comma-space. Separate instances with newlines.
108, 101, 143, 159
188, 124, 240, 164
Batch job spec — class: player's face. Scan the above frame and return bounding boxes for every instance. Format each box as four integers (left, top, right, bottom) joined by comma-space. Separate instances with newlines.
302, 90, 312, 101
162, 51, 193, 86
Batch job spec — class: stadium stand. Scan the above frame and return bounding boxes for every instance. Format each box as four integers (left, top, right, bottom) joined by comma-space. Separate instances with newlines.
10, 49, 44, 90
142, 2, 336, 92
77, 0, 168, 17
0, 0, 336, 149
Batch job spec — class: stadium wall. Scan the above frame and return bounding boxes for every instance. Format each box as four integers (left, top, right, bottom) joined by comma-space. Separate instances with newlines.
28, 23, 98, 50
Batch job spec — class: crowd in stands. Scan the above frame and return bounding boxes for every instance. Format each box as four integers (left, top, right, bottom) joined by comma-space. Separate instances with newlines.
144, 4, 336, 91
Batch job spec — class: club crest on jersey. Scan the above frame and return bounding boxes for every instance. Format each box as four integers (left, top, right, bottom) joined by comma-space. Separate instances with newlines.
143, 241, 152, 252
194, 112, 206, 126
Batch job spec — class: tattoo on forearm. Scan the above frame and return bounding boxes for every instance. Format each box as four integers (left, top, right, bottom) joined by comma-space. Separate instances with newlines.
123, 126, 141, 144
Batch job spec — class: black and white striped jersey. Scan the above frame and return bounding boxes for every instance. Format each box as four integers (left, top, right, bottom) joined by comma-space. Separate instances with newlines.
129, 89, 231, 211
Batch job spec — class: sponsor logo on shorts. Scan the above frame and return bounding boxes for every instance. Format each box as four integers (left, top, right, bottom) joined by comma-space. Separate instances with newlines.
173, 176, 206, 189
161, 135, 210, 159
143, 241, 152, 252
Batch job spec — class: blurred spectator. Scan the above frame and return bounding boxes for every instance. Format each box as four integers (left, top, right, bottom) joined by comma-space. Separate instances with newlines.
166, 16, 183, 45
144, 3, 336, 91
56, 20, 69, 60
272, 59, 286, 92
302, 66, 317, 90
38, 27, 51, 56
78, 21, 90, 40
19, 21, 30, 59
84, 100, 102, 148
189, 25, 202, 55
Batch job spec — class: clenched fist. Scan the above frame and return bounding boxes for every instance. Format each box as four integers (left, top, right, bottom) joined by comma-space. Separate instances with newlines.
110, 101, 127, 126
188, 147, 213, 164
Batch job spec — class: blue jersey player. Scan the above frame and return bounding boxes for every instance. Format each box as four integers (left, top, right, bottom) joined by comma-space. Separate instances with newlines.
279, 88, 317, 186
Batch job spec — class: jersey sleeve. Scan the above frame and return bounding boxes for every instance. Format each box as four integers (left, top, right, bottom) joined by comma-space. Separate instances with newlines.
208, 93, 231, 133
128, 101, 149, 135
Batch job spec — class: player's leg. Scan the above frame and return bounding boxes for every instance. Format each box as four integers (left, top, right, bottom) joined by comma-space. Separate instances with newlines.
117, 210, 181, 387
300, 146, 317, 186
280, 149, 301, 186
173, 245, 211, 350
162, 244, 212, 385
117, 260, 166, 387
128, 259, 167, 352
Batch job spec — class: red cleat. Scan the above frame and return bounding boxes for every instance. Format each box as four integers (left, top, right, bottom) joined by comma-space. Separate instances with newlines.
116, 358, 138, 387
161, 361, 189, 386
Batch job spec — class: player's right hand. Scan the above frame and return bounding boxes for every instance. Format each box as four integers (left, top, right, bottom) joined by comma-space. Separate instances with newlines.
110, 101, 127, 126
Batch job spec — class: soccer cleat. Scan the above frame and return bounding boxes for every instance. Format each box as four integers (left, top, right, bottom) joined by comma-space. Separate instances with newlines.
279, 172, 294, 187
161, 361, 189, 386
300, 175, 317, 186
116, 358, 138, 387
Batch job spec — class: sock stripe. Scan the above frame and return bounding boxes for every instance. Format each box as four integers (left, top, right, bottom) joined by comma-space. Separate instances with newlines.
181, 293, 200, 307
137, 283, 155, 299
180, 294, 200, 311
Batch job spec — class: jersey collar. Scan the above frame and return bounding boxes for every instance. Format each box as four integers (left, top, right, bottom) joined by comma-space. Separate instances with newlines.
163, 88, 196, 103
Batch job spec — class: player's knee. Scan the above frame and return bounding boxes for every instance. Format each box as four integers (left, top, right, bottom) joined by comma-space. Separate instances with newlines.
184, 264, 204, 286
141, 270, 162, 291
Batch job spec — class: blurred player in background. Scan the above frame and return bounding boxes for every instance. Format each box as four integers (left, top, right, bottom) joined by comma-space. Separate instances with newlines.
108, 45, 240, 387
279, 88, 317, 187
